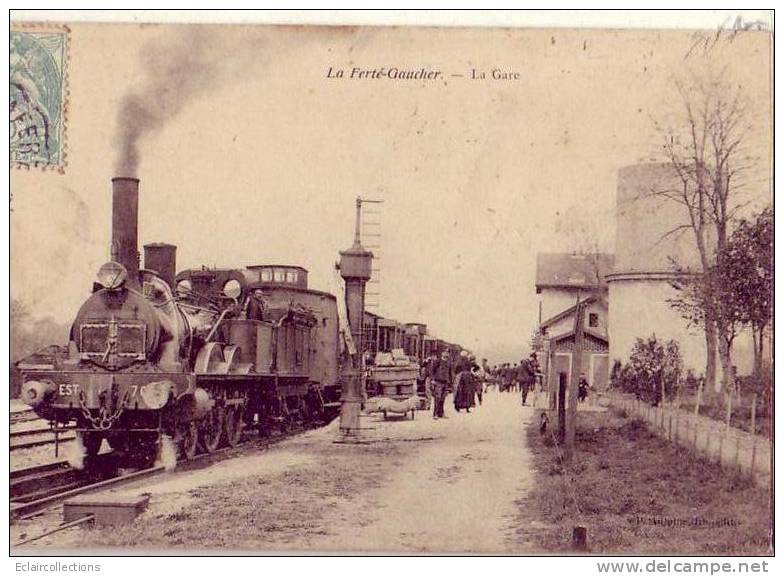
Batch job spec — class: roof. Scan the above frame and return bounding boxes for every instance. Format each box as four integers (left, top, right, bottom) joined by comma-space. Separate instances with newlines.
551, 328, 608, 344
247, 264, 309, 273
540, 295, 605, 329
535, 253, 615, 290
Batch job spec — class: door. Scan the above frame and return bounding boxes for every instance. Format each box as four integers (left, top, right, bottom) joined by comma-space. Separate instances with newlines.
591, 354, 609, 390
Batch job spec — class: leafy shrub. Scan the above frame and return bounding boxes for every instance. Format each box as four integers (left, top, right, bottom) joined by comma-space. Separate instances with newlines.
621, 335, 684, 404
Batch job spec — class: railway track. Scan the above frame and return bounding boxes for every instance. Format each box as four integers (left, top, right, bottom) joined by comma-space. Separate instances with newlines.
10, 454, 128, 522
10, 419, 328, 526
10, 409, 37, 425
10, 426, 76, 451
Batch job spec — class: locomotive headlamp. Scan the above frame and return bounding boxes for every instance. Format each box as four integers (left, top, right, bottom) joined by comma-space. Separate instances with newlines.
21, 379, 56, 407
139, 380, 174, 410
96, 261, 128, 290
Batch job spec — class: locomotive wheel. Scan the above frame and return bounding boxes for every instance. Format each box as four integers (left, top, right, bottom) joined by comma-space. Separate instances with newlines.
178, 421, 198, 460
130, 433, 159, 468
198, 406, 223, 453
276, 397, 291, 433
77, 431, 103, 458
298, 397, 311, 423
224, 406, 244, 447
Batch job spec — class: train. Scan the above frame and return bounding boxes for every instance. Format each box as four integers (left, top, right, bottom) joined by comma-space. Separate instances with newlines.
361, 312, 468, 402
17, 176, 468, 466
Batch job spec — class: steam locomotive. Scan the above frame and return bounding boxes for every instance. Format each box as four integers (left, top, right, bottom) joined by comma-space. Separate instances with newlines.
19, 177, 347, 465
18, 177, 468, 466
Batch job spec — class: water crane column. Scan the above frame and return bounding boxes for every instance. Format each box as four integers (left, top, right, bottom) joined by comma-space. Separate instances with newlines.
337, 198, 374, 440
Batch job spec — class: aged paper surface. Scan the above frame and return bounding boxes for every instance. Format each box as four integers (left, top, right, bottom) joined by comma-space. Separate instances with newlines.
8, 12, 773, 558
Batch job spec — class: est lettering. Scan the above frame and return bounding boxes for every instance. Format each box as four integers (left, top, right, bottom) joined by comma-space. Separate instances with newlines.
59, 383, 79, 396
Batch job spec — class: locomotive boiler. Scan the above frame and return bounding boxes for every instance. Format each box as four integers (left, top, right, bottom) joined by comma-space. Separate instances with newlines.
19, 177, 345, 465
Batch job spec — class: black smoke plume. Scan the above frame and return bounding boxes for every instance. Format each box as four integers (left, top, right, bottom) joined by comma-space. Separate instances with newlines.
114, 27, 265, 176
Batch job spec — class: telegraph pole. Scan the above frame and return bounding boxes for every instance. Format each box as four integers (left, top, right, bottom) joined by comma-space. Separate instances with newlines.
565, 293, 585, 461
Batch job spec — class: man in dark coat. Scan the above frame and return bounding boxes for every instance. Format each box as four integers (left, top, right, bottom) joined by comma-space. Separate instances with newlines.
429, 350, 453, 419
517, 357, 534, 406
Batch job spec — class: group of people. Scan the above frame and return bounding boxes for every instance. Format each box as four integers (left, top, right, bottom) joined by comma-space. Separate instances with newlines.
420, 350, 543, 419
421, 350, 482, 419
484, 354, 541, 406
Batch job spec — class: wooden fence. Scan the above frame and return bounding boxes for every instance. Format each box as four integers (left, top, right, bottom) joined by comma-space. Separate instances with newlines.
609, 393, 771, 488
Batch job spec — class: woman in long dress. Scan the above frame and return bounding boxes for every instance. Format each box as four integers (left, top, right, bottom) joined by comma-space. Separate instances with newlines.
453, 369, 475, 413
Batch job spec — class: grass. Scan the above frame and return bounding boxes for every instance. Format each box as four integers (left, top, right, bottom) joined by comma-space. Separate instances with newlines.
514, 409, 772, 555
678, 395, 771, 438
78, 441, 401, 551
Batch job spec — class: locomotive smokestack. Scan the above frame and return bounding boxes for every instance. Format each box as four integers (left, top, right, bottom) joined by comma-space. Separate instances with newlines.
144, 243, 177, 288
111, 177, 140, 285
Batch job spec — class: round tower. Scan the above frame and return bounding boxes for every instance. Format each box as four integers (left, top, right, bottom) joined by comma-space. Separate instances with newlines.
607, 163, 708, 373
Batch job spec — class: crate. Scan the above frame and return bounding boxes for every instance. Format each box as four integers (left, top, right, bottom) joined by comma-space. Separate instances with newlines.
63, 493, 150, 526
370, 366, 419, 383
381, 382, 416, 397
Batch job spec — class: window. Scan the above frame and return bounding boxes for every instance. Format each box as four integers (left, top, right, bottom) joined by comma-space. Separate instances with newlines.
274, 270, 286, 282
588, 312, 599, 328
286, 271, 298, 283
260, 270, 272, 282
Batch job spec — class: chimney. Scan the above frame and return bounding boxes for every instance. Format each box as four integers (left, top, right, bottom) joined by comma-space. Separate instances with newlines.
144, 243, 177, 288
111, 177, 140, 284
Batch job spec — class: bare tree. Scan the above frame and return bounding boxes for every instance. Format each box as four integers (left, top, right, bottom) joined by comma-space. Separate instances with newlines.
652, 69, 758, 393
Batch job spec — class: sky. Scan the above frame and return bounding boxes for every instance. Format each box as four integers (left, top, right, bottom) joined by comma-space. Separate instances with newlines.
10, 22, 771, 363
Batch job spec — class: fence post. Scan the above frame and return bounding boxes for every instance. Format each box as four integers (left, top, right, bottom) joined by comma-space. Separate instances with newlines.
693, 421, 699, 450
694, 384, 703, 417
675, 413, 680, 442
735, 435, 741, 473
717, 433, 724, 467
668, 412, 673, 441
726, 391, 732, 433
750, 394, 758, 478
558, 372, 567, 444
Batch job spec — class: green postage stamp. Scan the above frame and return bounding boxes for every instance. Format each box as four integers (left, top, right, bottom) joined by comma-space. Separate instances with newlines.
10, 24, 69, 171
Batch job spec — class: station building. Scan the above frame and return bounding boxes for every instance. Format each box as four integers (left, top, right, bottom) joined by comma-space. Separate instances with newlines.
534, 252, 614, 391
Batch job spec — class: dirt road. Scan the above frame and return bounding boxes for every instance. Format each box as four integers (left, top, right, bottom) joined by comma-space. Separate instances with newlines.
318, 391, 536, 553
